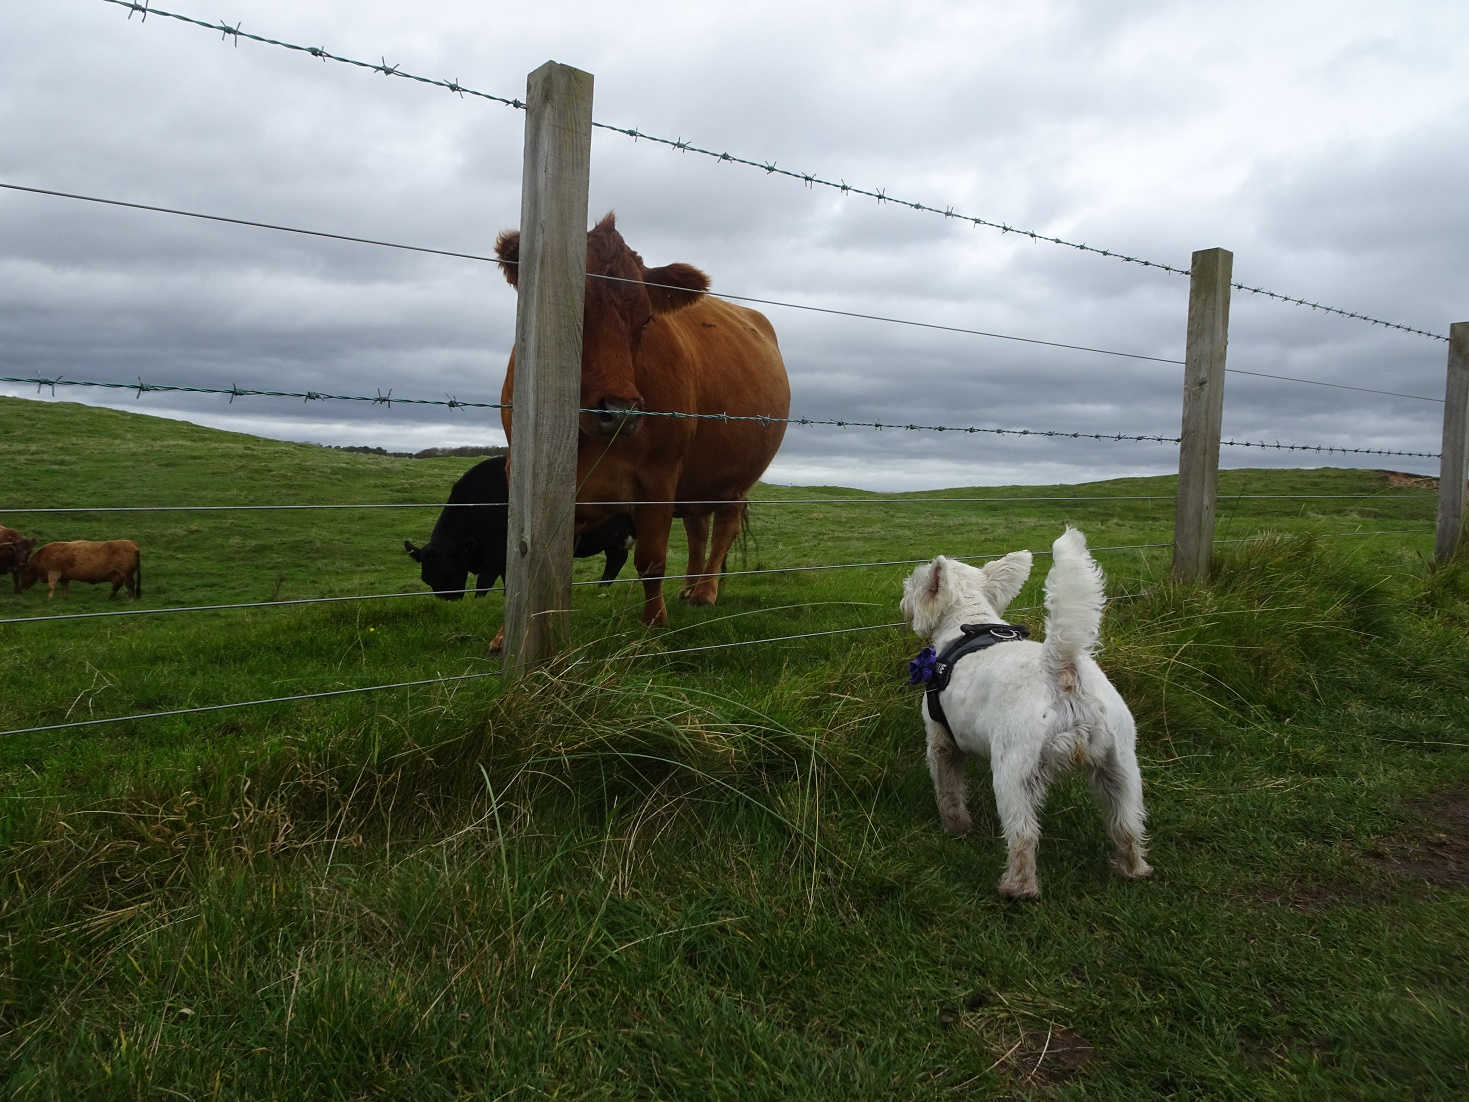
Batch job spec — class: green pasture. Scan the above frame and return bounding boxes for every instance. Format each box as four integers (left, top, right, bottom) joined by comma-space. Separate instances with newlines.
1, 396, 1465, 1099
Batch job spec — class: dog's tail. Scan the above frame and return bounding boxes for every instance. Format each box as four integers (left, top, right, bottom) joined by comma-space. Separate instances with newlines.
1041, 526, 1106, 694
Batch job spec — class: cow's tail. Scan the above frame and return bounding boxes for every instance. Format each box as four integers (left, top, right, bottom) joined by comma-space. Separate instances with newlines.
1041, 527, 1105, 695
736, 499, 758, 567
134, 551, 142, 599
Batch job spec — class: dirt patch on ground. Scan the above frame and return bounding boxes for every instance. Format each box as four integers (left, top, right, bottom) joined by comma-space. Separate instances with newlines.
1362, 788, 1469, 889
936, 994, 1095, 1089
993, 1024, 1096, 1087
1249, 789, 1469, 910
1253, 870, 1384, 913
1382, 470, 1439, 490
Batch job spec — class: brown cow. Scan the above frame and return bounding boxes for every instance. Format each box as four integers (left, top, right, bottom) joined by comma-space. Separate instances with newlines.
20, 539, 142, 600
495, 214, 791, 627
0, 524, 35, 594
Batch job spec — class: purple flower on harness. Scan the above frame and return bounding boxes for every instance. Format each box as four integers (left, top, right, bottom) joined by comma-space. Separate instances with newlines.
908, 646, 938, 686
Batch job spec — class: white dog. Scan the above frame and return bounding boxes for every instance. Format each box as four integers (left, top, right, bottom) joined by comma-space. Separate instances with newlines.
900, 527, 1152, 899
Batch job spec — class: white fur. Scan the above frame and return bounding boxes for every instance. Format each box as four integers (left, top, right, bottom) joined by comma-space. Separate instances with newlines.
900, 526, 1152, 899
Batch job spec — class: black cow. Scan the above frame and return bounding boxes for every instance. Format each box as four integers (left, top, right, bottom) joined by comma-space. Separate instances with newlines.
1, 524, 35, 594
403, 456, 634, 599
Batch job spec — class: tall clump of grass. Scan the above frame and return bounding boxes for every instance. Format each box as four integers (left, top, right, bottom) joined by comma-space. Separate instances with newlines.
1101, 534, 1398, 742
1, 635, 889, 922
437, 637, 893, 832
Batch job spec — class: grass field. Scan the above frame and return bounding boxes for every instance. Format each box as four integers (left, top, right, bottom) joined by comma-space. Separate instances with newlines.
1, 395, 1466, 1099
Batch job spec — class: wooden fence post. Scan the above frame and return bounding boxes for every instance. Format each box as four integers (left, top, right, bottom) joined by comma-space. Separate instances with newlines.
1435, 322, 1469, 563
1172, 247, 1233, 582
503, 61, 594, 677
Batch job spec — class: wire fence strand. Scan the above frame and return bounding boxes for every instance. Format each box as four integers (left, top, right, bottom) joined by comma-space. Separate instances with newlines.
3, 180, 1448, 402
0, 529, 1436, 629
0, 526, 1439, 739
0, 492, 1437, 515
1, 182, 1176, 369
0, 182, 501, 266
0, 671, 503, 738
0, 374, 1441, 460
95, 0, 1449, 343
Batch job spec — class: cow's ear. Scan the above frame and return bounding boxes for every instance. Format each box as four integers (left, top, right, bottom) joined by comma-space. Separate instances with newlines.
495, 230, 521, 288
403, 539, 422, 562
642, 262, 709, 314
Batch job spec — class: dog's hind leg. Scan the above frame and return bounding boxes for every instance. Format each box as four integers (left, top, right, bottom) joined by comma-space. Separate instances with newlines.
925, 717, 971, 836
1089, 739, 1153, 880
992, 744, 1049, 899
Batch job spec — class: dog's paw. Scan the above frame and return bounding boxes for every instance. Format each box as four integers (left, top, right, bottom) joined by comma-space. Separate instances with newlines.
940, 810, 973, 836
1113, 854, 1154, 879
997, 874, 1040, 901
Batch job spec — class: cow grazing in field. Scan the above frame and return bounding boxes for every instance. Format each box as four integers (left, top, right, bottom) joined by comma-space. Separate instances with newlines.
20, 539, 141, 600
494, 213, 791, 627
0, 524, 35, 594
403, 455, 635, 600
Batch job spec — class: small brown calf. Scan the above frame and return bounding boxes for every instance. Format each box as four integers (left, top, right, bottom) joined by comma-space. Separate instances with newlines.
20, 539, 142, 600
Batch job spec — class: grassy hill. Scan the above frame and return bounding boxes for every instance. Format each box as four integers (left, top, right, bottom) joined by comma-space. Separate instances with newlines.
1, 396, 1465, 1097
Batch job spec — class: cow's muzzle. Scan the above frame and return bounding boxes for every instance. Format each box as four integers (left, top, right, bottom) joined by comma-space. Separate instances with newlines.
587, 397, 642, 439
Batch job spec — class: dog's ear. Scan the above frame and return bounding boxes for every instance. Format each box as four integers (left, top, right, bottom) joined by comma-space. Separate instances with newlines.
982, 550, 1032, 615
900, 557, 945, 637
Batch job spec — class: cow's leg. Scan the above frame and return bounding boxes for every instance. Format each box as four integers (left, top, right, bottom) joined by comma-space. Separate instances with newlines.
633, 504, 675, 627
599, 544, 628, 586
677, 513, 710, 600
684, 502, 744, 606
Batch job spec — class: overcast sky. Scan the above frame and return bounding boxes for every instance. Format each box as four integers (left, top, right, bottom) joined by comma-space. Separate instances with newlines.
3, 0, 1464, 492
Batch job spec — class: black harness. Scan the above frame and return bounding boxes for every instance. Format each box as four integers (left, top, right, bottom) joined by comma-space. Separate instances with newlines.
914, 623, 1030, 734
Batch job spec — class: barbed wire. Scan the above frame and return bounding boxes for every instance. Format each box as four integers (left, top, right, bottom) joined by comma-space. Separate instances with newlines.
1, 372, 502, 412
4, 182, 1449, 399
102, 0, 526, 109
0, 374, 1441, 459
0, 525, 1439, 739
95, 0, 1450, 343
1219, 439, 1437, 459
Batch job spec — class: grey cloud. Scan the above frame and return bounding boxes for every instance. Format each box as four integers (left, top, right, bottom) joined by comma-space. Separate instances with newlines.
2, 0, 1462, 497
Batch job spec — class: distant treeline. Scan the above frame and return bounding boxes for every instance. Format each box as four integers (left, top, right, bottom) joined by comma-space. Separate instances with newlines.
321, 444, 509, 460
